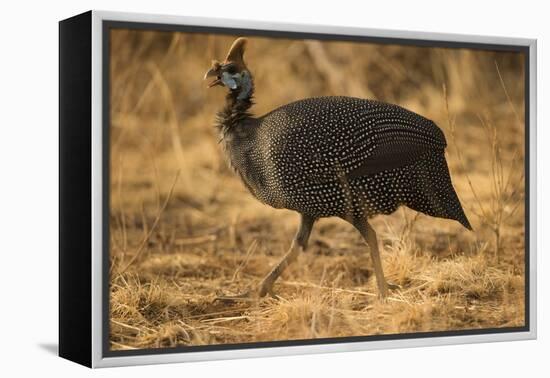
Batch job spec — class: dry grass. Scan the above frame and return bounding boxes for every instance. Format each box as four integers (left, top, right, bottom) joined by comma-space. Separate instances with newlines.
108, 30, 526, 351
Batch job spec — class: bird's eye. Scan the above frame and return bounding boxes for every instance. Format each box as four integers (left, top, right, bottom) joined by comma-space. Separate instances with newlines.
223, 63, 237, 74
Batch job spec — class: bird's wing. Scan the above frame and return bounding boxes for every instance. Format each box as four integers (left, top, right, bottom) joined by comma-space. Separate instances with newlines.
345, 118, 447, 178
297, 102, 448, 182
263, 97, 447, 184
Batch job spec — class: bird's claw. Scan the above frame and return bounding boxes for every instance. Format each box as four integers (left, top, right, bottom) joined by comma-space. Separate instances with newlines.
214, 283, 279, 303
387, 282, 401, 291
258, 283, 279, 299
377, 281, 401, 300
213, 290, 257, 303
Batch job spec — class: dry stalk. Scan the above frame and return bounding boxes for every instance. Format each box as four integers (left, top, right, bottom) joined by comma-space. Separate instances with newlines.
117, 170, 181, 274
305, 40, 375, 99
117, 154, 128, 254
146, 62, 187, 177
495, 61, 522, 126
231, 239, 259, 282
443, 81, 524, 263
174, 234, 218, 246
281, 280, 413, 305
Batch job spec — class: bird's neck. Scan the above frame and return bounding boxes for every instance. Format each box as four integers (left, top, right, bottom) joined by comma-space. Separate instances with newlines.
216, 76, 255, 134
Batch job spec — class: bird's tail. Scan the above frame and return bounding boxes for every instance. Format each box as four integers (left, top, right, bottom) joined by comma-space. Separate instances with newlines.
408, 152, 472, 230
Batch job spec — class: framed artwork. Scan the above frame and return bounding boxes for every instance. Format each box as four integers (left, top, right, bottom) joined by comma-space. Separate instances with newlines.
59, 10, 537, 368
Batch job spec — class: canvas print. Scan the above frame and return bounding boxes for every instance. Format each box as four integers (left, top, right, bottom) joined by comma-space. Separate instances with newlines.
107, 29, 526, 352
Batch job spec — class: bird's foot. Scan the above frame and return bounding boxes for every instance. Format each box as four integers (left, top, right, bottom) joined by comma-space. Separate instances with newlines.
258, 280, 279, 299
377, 280, 401, 299
214, 281, 279, 303
387, 281, 401, 291
214, 290, 258, 303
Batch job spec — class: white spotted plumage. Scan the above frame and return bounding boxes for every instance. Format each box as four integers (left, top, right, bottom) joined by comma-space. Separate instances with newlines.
220, 95, 471, 230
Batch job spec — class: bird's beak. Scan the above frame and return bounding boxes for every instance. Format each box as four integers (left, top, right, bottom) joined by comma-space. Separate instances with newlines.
204, 68, 222, 88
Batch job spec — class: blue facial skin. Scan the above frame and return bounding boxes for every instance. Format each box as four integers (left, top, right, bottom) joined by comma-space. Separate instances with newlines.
221, 71, 252, 100
221, 71, 238, 89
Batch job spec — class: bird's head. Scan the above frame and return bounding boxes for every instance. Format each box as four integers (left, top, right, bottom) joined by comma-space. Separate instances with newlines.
204, 37, 253, 100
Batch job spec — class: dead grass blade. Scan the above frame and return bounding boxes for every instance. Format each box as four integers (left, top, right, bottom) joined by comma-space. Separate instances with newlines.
231, 239, 259, 282
281, 280, 412, 304
117, 170, 180, 274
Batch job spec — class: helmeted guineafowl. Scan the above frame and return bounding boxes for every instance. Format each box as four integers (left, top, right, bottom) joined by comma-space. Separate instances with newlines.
204, 37, 472, 299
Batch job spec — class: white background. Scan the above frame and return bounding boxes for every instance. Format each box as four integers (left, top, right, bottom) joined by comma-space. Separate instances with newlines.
0, 0, 546, 376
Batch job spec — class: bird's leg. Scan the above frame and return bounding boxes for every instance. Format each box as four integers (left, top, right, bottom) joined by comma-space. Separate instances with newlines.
354, 219, 399, 298
258, 214, 315, 298
215, 214, 315, 302
257, 239, 302, 298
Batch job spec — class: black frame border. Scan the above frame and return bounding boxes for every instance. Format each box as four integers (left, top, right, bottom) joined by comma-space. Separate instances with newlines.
101, 19, 531, 359
59, 11, 93, 367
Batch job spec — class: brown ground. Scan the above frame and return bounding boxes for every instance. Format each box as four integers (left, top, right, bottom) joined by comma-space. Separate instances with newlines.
108, 30, 526, 351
